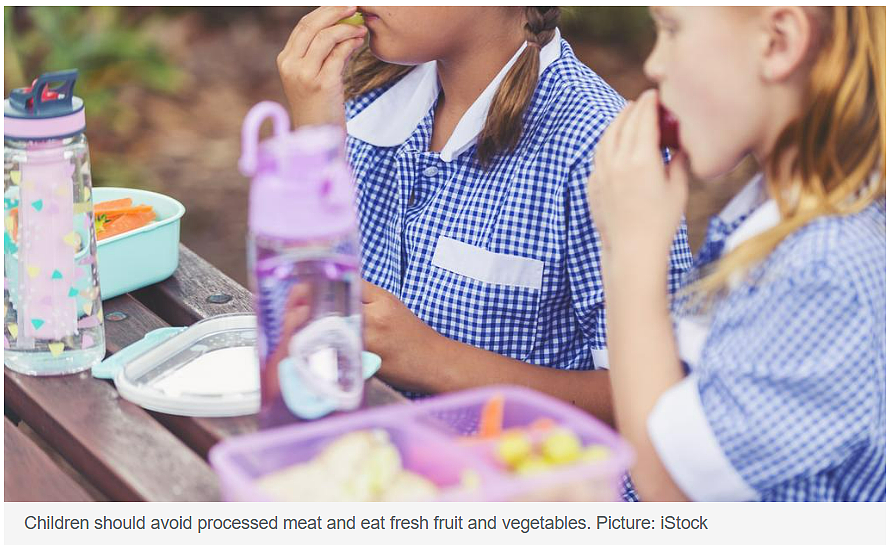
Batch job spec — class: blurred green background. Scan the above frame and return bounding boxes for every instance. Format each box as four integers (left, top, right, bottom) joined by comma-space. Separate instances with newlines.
5, 6, 743, 285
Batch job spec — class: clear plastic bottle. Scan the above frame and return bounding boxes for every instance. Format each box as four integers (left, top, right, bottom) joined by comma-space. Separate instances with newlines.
4, 70, 105, 375
240, 102, 362, 427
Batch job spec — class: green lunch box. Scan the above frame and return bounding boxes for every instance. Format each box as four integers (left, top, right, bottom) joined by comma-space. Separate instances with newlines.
92, 187, 186, 300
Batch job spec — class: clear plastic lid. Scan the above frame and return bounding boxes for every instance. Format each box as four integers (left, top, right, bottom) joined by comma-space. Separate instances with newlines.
114, 314, 260, 417
110, 313, 382, 419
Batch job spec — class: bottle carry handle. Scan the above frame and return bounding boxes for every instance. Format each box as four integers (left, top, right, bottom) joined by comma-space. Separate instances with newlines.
238, 101, 291, 177
9, 69, 78, 116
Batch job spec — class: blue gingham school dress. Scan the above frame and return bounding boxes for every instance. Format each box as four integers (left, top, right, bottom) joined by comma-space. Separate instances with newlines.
646, 176, 886, 501
345, 36, 693, 380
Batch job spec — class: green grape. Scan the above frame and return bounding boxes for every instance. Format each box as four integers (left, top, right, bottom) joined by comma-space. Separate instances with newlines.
338, 13, 365, 26
496, 431, 533, 468
580, 445, 612, 463
541, 428, 582, 465
516, 455, 550, 476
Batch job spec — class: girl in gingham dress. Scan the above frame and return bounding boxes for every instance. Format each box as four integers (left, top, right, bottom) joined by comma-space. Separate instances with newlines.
589, 7, 885, 500
277, 6, 692, 418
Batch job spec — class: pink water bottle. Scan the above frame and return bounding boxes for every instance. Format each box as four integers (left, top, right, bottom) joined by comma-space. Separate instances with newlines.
4, 69, 105, 375
240, 102, 363, 428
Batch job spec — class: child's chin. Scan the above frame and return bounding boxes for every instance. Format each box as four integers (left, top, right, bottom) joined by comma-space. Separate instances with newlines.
368, 40, 399, 64
689, 153, 744, 182
368, 40, 428, 66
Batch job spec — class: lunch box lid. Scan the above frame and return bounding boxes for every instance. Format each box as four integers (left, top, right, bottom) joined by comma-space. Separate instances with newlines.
111, 314, 262, 417
100, 313, 381, 418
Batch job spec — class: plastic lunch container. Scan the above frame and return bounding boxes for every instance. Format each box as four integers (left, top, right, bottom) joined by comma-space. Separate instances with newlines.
112, 313, 259, 417
8, 186, 184, 307
92, 187, 185, 300
209, 385, 634, 501
101, 313, 383, 419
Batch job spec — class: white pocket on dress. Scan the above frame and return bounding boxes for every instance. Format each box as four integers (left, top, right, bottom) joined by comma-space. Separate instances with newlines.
431, 236, 544, 290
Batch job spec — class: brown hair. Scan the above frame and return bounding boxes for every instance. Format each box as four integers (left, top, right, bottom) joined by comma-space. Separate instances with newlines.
344, 7, 561, 166
694, 6, 885, 295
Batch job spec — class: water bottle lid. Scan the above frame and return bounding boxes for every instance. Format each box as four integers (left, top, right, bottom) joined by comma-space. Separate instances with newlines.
240, 102, 357, 240
4, 69, 86, 140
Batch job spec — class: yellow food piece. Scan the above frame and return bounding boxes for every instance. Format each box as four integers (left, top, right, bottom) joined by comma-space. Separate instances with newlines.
515, 455, 550, 476
255, 429, 439, 501
496, 431, 533, 468
541, 428, 582, 465
338, 12, 364, 26
460, 469, 481, 490
580, 445, 612, 462
379, 471, 438, 501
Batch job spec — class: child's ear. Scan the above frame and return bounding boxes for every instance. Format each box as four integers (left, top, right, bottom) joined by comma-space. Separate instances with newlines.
758, 7, 813, 82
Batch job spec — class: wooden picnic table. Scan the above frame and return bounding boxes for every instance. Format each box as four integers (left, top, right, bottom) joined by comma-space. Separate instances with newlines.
4, 244, 406, 501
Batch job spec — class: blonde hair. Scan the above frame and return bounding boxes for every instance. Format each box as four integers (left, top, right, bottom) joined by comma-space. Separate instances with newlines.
344, 7, 560, 167
695, 6, 885, 295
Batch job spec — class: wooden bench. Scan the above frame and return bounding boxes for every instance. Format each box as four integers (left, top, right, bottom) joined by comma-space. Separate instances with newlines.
4, 244, 406, 501
5, 417, 94, 502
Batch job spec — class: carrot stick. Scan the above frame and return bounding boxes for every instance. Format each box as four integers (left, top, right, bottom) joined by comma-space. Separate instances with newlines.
479, 394, 505, 438
94, 204, 153, 219
96, 209, 155, 240
94, 198, 133, 213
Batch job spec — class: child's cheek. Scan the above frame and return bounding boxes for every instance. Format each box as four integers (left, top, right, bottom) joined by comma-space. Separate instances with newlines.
672, 65, 748, 180
684, 113, 749, 180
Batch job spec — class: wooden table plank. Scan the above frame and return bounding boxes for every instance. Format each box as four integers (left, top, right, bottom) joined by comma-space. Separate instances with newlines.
129, 245, 406, 456
5, 417, 94, 502
4, 294, 220, 501
133, 244, 252, 326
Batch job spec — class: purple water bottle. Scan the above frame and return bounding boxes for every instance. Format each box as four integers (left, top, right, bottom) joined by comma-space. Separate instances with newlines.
240, 102, 363, 428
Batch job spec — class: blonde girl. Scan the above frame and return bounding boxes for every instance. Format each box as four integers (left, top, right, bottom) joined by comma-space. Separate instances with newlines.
589, 6, 884, 500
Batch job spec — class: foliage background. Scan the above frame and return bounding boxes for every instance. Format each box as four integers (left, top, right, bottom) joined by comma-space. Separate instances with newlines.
5, 6, 748, 285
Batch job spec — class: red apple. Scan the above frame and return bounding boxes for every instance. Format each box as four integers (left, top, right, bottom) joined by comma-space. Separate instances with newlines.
658, 104, 681, 150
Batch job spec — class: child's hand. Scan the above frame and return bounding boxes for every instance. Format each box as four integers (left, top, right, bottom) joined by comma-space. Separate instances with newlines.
277, 6, 367, 127
361, 281, 441, 391
587, 90, 689, 265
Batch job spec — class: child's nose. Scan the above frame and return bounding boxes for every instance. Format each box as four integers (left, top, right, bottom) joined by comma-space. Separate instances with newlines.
643, 42, 665, 84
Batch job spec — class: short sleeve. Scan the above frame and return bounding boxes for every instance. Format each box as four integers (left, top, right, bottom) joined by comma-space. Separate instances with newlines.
648, 262, 880, 500
564, 151, 607, 364
565, 158, 693, 370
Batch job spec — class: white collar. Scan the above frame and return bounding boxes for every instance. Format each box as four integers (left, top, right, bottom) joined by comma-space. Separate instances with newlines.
721, 174, 781, 254
346, 28, 563, 162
